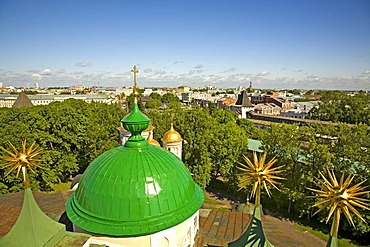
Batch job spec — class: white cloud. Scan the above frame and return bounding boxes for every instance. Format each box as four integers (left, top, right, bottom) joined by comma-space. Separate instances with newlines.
221, 67, 237, 73
194, 64, 203, 69
2, 66, 370, 90
144, 68, 153, 73
306, 75, 320, 81
154, 70, 166, 75
56, 69, 66, 74
41, 68, 51, 75
75, 61, 91, 67
27, 69, 39, 73
173, 61, 184, 64
31, 74, 42, 79
256, 71, 270, 77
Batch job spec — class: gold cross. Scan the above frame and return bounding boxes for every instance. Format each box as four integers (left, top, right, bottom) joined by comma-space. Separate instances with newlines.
131, 65, 139, 89
131, 65, 139, 102
170, 113, 175, 128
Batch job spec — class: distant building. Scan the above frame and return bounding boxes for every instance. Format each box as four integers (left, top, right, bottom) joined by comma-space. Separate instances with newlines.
217, 97, 237, 109
178, 86, 190, 93
280, 101, 317, 119
264, 96, 291, 110
250, 94, 265, 104
182, 92, 193, 103
231, 91, 254, 118
143, 88, 153, 96
183, 92, 216, 107
255, 103, 281, 116
280, 108, 307, 119
248, 81, 253, 93
0, 94, 112, 108
69, 85, 86, 91
12, 92, 33, 108
236, 84, 246, 93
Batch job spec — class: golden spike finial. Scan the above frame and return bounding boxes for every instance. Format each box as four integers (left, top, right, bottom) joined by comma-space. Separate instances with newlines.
307, 168, 370, 238
0, 139, 43, 188
170, 113, 175, 129
131, 65, 139, 103
236, 151, 285, 207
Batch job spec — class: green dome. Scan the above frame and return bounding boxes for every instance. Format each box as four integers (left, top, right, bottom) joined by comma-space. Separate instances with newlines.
66, 144, 204, 237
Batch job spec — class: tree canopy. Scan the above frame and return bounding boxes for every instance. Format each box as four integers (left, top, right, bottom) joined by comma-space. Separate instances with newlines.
307, 91, 370, 125
0, 99, 124, 193
0, 98, 368, 244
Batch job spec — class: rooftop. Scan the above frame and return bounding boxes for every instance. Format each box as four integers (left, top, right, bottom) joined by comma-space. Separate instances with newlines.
0, 190, 326, 247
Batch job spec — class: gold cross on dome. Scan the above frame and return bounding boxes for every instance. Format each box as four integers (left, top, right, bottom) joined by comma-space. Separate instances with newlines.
131, 65, 139, 88
131, 65, 139, 102
170, 113, 175, 127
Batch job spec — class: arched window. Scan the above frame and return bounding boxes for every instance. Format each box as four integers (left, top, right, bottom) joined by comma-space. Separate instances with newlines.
159, 237, 169, 247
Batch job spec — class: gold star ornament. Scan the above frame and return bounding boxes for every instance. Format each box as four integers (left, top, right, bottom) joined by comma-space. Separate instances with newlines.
308, 168, 370, 237
236, 151, 285, 205
0, 140, 42, 187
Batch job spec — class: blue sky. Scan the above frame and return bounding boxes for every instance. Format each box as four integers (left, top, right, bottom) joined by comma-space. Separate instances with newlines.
0, 0, 369, 90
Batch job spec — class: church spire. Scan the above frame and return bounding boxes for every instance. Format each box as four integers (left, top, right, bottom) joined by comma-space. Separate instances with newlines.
0, 140, 66, 247
248, 81, 253, 93
121, 65, 150, 148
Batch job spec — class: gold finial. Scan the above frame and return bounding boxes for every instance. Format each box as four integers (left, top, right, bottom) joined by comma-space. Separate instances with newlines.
0, 140, 42, 188
307, 168, 370, 238
147, 131, 160, 146
131, 65, 139, 103
170, 113, 175, 129
236, 151, 285, 207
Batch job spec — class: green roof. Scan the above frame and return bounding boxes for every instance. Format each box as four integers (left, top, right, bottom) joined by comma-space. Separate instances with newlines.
229, 206, 273, 247
248, 139, 263, 153
0, 188, 66, 247
66, 102, 204, 236
66, 144, 204, 237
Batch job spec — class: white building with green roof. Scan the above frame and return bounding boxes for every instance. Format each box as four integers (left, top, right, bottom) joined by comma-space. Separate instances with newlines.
65, 67, 204, 246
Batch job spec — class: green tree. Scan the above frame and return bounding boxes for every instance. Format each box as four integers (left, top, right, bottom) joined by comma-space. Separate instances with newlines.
149, 92, 161, 101
307, 91, 370, 125
145, 99, 161, 109
236, 119, 265, 140
126, 91, 143, 110
167, 101, 182, 110
161, 93, 179, 103
0, 99, 124, 194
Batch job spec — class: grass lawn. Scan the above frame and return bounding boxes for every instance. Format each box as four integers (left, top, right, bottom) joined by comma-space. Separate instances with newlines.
293, 223, 365, 247
51, 182, 71, 192
203, 193, 231, 212
204, 196, 225, 205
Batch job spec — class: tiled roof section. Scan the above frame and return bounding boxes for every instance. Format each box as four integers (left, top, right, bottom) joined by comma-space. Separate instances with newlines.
141, 96, 153, 102
195, 210, 326, 247
235, 91, 253, 107
195, 210, 251, 247
0, 190, 73, 237
222, 97, 237, 106
12, 91, 33, 108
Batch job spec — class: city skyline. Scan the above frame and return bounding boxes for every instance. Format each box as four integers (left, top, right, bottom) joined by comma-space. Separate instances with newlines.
0, 0, 369, 90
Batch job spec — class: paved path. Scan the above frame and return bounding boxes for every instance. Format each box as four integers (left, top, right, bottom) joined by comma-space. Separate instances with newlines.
264, 215, 326, 247
203, 190, 326, 247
